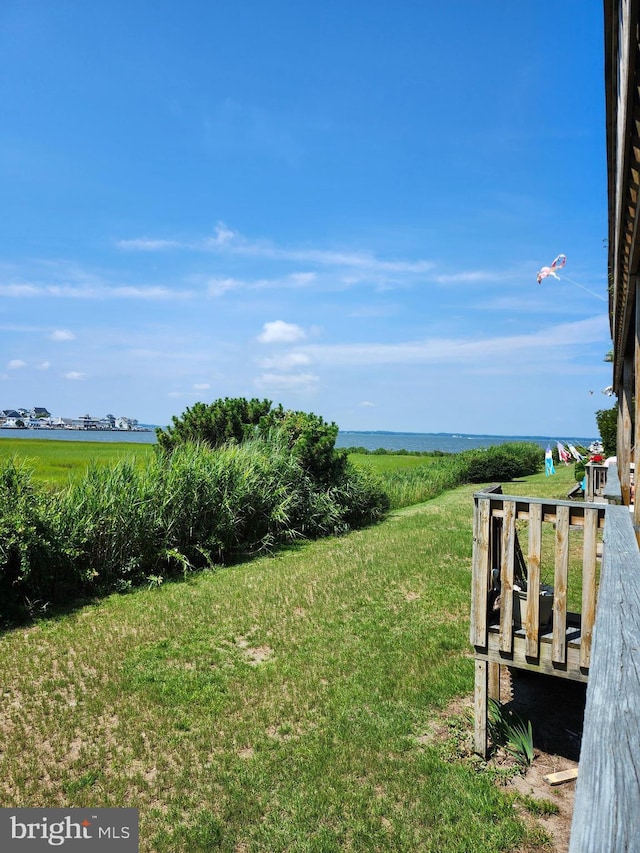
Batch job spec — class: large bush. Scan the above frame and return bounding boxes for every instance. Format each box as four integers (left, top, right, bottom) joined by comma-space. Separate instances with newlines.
156, 397, 347, 491
459, 442, 542, 483
0, 461, 62, 619
156, 397, 273, 453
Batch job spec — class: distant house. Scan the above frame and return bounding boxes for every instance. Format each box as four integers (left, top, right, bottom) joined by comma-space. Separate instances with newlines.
50, 417, 74, 429
30, 407, 51, 419
0, 409, 21, 419
77, 414, 101, 430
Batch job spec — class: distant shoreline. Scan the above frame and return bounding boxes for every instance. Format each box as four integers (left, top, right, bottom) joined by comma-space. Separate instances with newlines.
0, 428, 597, 454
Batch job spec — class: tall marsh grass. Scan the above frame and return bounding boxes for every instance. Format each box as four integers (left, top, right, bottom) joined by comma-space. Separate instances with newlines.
362, 442, 543, 509
0, 437, 389, 623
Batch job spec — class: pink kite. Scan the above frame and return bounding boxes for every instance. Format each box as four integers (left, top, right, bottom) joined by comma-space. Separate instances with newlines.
537, 253, 566, 284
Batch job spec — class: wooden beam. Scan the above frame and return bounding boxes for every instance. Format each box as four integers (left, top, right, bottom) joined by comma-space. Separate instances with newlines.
545, 768, 579, 786
618, 350, 633, 505
474, 660, 488, 758
634, 280, 640, 540
569, 507, 640, 852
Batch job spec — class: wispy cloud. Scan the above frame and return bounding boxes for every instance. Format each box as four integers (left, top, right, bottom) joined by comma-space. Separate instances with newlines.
119, 222, 435, 277
116, 238, 181, 251
257, 320, 307, 344
299, 316, 609, 368
64, 371, 86, 380
0, 282, 194, 301
254, 371, 319, 392
49, 329, 75, 341
257, 352, 312, 370
7, 359, 26, 369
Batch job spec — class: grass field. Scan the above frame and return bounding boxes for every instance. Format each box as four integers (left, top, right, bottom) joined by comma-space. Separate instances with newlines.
0, 455, 579, 851
0, 438, 155, 488
0, 441, 436, 487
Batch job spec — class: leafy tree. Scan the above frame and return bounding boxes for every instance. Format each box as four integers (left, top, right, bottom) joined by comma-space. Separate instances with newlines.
595, 405, 617, 457
156, 397, 273, 453
156, 397, 347, 489
258, 405, 347, 487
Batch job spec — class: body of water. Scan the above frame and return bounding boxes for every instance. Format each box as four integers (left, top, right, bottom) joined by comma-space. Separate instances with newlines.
0, 427, 597, 454
335, 431, 597, 453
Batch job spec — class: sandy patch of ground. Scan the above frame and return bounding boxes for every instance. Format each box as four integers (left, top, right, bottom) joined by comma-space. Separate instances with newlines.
433, 666, 585, 852
500, 666, 584, 853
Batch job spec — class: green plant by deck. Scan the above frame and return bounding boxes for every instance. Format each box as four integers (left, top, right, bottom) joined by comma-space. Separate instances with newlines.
0, 397, 543, 625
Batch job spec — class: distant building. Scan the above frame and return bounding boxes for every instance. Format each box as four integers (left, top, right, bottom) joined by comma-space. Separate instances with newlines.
30, 407, 51, 419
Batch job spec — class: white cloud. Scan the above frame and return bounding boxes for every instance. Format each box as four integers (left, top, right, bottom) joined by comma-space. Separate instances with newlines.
0, 284, 40, 297
49, 329, 75, 341
0, 282, 193, 301
300, 316, 609, 368
8, 359, 26, 369
64, 371, 86, 380
193, 383, 211, 390
257, 352, 311, 370
254, 371, 319, 391
116, 238, 180, 250
360, 401, 376, 407
117, 223, 434, 277
257, 320, 306, 344
432, 269, 516, 284
205, 221, 238, 247
207, 277, 241, 297
37, 361, 50, 370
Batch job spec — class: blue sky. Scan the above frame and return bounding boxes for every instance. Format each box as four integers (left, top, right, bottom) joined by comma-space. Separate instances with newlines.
1, 1, 610, 435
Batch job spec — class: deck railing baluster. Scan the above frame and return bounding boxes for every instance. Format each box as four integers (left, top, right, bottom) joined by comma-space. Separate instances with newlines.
470, 496, 490, 648
499, 500, 516, 653
580, 507, 598, 669
552, 504, 570, 664
525, 501, 542, 657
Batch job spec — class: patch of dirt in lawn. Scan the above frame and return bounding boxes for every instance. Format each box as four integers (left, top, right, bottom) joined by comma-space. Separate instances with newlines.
503, 667, 585, 853
430, 667, 586, 853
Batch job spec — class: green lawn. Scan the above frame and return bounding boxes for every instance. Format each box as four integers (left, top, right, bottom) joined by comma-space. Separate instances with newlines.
0, 438, 155, 488
0, 466, 568, 851
347, 453, 440, 472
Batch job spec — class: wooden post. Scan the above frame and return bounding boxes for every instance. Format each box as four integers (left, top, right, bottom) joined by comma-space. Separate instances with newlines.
634, 280, 640, 540
618, 351, 632, 505
552, 505, 569, 664
499, 500, 516, 654
525, 502, 542, 658
488, 662, 500, 701
580, 507, 598, 670
474, 660, 489, 757
470, 497, 490, 648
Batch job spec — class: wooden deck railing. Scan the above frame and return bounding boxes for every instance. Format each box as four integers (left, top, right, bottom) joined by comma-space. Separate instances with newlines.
568, 482, 640, 850
470, 487, 606, 755
585, 462, 608, 502
470, 472, 640, 848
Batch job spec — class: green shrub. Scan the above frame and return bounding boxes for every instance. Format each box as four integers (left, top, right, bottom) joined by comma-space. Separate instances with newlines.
459, 443, 542, 483
0, 460, 61, 622
155, 397, 273, 453
57, 459, 159, 592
